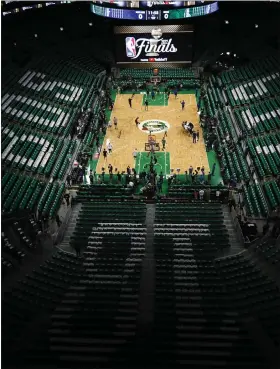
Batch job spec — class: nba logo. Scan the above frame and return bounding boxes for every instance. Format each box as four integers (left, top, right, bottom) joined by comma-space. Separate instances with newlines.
126, 37, 136, 58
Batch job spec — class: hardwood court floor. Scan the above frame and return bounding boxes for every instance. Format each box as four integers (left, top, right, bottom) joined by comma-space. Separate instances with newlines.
95, 93, 210, 174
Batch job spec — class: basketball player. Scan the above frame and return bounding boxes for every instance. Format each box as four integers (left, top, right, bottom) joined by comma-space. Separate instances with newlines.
162, 137, 166, 151
113, 117, 118, 129
128, 97, 132, 108
133, 148, 138, 159
180, 100, 185, 110
145, 99, 149, 111
163, 129, 167, 138
135, 117, 140, 127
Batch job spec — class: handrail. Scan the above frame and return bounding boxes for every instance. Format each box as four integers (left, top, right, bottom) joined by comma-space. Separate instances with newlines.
230, 207, 245, 247
53, 207, 73, 245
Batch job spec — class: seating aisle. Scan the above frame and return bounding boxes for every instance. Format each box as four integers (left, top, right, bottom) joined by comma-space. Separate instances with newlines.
2, 197, 275, 368
150, 201, 267, 368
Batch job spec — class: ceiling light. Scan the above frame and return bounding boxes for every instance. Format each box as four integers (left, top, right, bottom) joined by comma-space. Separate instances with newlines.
34, 34, 38, 38
226, 52, 230, 55
225, 20, 229, 24
89, 22, 92, 26
255, 24, 259, 28
60, 27, 64, 31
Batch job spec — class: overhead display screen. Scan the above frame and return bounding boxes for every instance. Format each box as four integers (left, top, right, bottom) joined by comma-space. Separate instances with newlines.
114, 25, 192, 64
91, 2, 218, 19
92, 1, 204, 8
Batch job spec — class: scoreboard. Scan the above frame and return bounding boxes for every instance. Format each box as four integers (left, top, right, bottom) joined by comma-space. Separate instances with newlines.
91, 2, 218, 20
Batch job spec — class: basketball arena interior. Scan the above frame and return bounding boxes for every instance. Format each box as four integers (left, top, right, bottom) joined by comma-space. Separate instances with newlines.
1, 1, 280, 368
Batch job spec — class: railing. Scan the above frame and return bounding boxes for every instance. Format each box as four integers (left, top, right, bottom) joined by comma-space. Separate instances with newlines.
53, 206, 73, 245
230, 207, 245, 248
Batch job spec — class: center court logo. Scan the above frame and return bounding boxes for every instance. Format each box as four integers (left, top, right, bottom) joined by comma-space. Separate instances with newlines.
138, 119, 170, 134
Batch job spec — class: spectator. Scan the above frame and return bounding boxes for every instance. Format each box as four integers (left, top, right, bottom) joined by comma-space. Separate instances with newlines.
199, 189, 204, 200
66, 175, 71, 187
108, 164, 113, 174
89, 172, 93, 184
64, 193, 70, 206
101, 168, 105, 182
262, 222, 269, 236
228, 199, 234, 212
75, 244, 81, 257
55, 214, 61, 227
117, 171, 121, 184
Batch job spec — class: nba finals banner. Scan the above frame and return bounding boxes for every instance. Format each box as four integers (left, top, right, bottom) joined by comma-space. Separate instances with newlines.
114, 25, 193, 65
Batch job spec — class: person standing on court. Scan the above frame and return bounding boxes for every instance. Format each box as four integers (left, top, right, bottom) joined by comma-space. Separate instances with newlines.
196, 130, 200, 142
117, 171, 121, 184
135, 117, 140, 127
162, 137, 166, 151
151, 90, 155, 100
212, 163, 216, 176
145, 99, 149, 111
89, 172, 93, 185
133, 148, 138, 160
192, 131, 197, 143
174, 89, 178, 99
113, 116, 118, 129
128, 97, 132, 108
180, 100, 185, 110
103, 148, 108, 161
108, 142, 113, 154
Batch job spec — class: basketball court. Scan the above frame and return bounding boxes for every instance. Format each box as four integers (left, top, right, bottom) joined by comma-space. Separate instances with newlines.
95, 91, 210, 175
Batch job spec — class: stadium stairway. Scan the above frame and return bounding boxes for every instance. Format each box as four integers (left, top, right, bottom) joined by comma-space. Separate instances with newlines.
3, 199, 278, 368
59, 203, 82, 252
136, 204, 156, 355
220, 205, 243, 256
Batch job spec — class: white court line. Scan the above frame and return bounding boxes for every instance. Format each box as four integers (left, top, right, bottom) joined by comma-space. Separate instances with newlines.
112, 144, 129, 154
155, 163, 162, 171
138, 151, 142, 174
